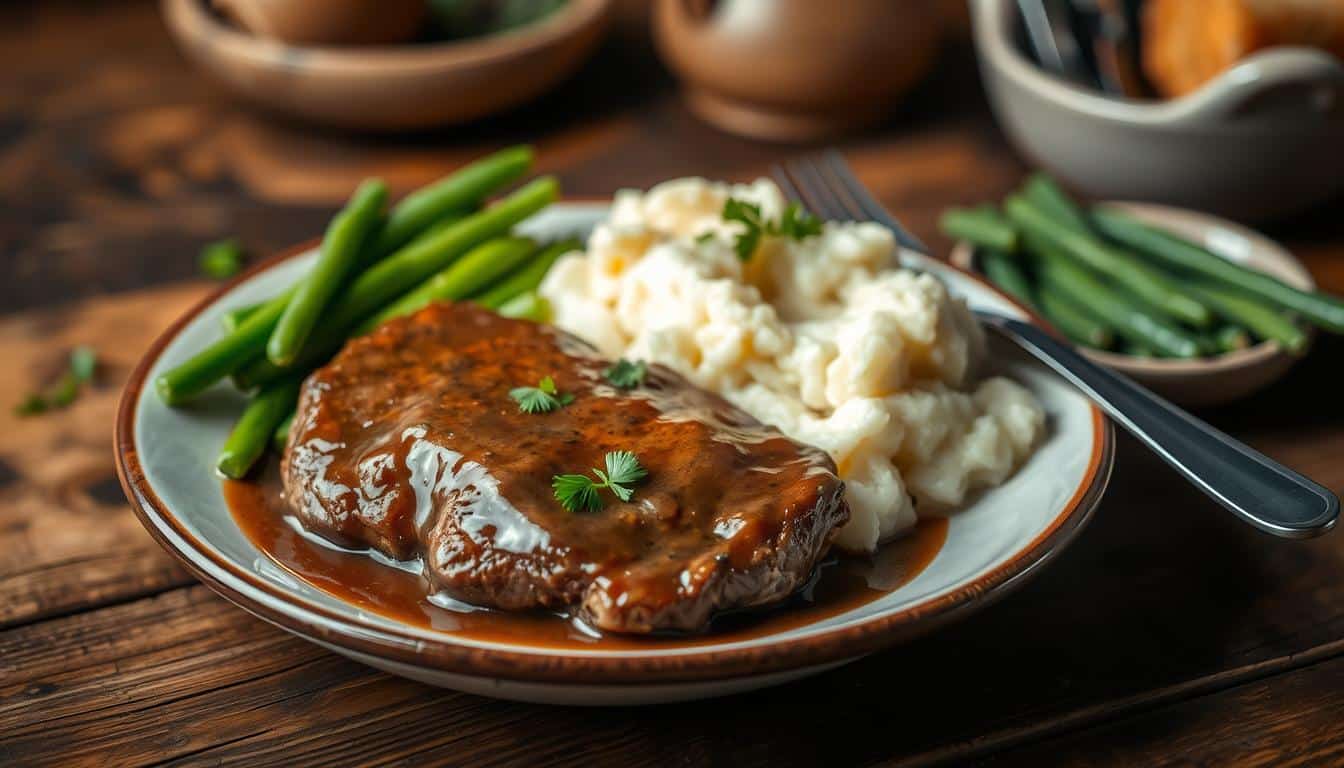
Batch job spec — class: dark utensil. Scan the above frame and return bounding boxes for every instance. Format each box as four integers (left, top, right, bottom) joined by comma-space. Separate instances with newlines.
1017, 0, 1154, 97
1016, 0, 1102, 89
1081, 0, 1154, 97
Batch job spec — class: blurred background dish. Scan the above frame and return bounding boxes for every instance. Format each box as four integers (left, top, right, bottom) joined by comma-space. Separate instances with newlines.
162, 0, 612, 131
1143, 0, 1344, 98
212, 0, 428, 46
972, 0, 1344, 222
951, 200, 1316, 407
651, 0, 944, 141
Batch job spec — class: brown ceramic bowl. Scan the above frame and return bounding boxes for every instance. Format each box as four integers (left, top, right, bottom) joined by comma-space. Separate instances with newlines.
652, 0, 943, 141
162, 0, 612, 131
950, 202, 1316, 407
212, 0, 427, 46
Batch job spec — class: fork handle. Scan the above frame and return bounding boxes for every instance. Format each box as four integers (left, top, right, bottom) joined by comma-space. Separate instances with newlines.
982, 314, 1339, 538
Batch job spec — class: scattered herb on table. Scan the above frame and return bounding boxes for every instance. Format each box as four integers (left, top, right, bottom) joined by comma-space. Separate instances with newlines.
722, 199, 823, 261
509, 375, 574, 414
15, 346, 97, 416
552, 450, 649, 512
603, 358, 647, 389
199, 239, 245, 280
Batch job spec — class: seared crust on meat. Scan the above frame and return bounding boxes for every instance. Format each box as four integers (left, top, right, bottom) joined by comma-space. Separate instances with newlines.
282, 303, 848, 633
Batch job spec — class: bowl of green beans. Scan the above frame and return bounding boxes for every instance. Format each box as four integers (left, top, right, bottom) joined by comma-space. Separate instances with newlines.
945, 175, 1339, 407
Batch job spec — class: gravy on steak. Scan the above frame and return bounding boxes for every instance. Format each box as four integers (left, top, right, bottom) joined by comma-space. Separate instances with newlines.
279, 303, 851, 634
226, 471, 948, 649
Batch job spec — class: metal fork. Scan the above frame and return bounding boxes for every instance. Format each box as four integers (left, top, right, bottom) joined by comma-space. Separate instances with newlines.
772, 151, 1339, 539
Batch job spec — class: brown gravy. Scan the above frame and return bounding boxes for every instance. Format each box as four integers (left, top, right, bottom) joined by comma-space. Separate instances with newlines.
226, 468, 947, 650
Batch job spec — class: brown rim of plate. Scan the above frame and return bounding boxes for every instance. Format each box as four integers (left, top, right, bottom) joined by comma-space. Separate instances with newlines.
164, 0, 613, 73
116, 207, 1115, 686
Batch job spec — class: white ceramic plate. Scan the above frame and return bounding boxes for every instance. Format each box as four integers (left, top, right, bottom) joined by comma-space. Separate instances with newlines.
117, 203, 1113, 705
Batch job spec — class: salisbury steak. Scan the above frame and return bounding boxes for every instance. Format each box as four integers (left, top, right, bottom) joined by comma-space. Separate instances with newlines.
282, 302, 848, 633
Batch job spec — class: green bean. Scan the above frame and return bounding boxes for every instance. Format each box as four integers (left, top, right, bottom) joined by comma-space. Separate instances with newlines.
1025, 233, 1204, 358
497, 291, 551, 323
200, 239, 244, 280
1091, 207, 1344, 333
156, 294, 289, 405
1183, 281, 1309, 354
360, 236, 538, 332
220, 301, 265, 333
1006, 195, 1213, 328
977, 248, 1035, 307
941, 207, 1018, 252
1022, 174, 1092, 235
268, 180, 388, 366
273, 411, 294, 452
156, 154, 524, 406
182, 218, 472, 399
217, 378, 302, 480
1125, 342, 1160, 358
371, 145, 533, 257
1036, 286, 1114, 349
1213, 325, 1252, 353
474, 238, 579, 309
233, 177, 560, 389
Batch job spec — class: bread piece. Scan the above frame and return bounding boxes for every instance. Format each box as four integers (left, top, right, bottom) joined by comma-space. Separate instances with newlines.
1143, 0, 1344, 97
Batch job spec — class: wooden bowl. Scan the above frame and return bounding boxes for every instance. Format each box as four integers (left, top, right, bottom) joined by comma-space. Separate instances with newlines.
162, 0, 613, 131
212, 0, 427, 46
950, 202, 1316, 408
651, 0, 943, 142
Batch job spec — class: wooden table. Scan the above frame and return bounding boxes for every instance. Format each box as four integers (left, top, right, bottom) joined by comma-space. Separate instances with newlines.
4, 3, 1344, 766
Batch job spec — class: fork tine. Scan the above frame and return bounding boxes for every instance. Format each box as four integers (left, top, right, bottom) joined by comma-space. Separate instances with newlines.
769, 164, 806, 207
771, 161, 839, 222
786, 156, 853, 222
812, 152, 870, 222
821, 150, 929, 253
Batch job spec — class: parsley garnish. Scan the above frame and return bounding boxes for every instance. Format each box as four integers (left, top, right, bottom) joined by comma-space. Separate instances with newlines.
603, 358, 647, 389
15, 346, 97, 416
552, 450, 649, 512
721, 198, 824, 261
199, 239, 244, 280
509, 375, 575, 414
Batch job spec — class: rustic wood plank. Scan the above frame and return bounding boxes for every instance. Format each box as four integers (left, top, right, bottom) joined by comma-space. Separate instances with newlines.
4, 1, 1344, 765
2, 390, 1343, 767
0, 254, 1338, 765
6, 0, 1341, 320
975, 650, 1344, 768
0, 285, 205, 627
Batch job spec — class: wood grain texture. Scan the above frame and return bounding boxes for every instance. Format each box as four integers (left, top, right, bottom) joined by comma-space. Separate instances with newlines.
0, 286, 204, 627
979, 649, 1344, 767
3, 0, 1344, 766
1, 297, 1342, 765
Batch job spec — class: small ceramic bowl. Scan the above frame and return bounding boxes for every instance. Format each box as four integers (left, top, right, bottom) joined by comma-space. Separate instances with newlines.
651, 0, 943, 141
161, 0, 612, 131
970, 0, 1344, 221
950, 202, 1315, 407
212, 0, 427, 46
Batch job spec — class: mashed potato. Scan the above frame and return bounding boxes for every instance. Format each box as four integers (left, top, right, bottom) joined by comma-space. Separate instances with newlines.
541, 178, 1045, 552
